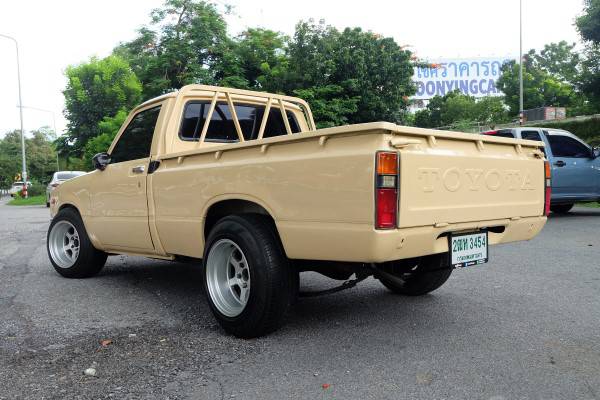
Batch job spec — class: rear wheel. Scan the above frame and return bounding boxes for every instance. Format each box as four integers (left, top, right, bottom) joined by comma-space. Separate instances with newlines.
551, 204, 574, 214
376, 253, 452, 296
202, 214, 295, 338
47, 208, 107, 278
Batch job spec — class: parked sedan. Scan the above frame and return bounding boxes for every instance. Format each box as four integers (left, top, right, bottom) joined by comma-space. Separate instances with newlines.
46, 171, 86, 207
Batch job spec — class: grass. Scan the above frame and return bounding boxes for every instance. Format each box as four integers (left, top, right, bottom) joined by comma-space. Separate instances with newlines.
7, 194, 46, 206
578, 202, 600, 208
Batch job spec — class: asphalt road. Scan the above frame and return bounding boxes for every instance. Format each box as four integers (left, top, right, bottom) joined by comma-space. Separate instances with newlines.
1, 201, 599, 400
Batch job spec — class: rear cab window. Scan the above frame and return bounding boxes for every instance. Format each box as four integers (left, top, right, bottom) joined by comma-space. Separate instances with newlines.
179, 101, 301, 143
494, 130, 515, 138
481, 129, 515, 138
520, 130, 542, 141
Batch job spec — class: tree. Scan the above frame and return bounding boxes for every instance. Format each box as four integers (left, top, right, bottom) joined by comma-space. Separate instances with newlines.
577, 0, 600, 43
82, 110, 130, 168
293, 85, 359, 128
114, 0, 233, 98
413, 91, 508, 130
578, 45, 600, 113
283, 20, 415, 127
497, 54, 576, 115
530, 41, 581, 84
474, 96, 509, 126
0, 128, 57, 187
113, 2, 416, 127
575, 1, 600, 113
230, 28, 288, 91
60, 55, 142, 159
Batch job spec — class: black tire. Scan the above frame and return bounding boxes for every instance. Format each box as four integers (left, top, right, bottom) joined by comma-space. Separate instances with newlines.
376, 253, 452, 296
551, 204, 574, 214
47, 207, 107, 278
46, 201, 50, 208
202, 214, 295, 338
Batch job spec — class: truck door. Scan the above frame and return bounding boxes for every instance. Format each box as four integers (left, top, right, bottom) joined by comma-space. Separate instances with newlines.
544, 131, 598, 201
87, 105, 162, 251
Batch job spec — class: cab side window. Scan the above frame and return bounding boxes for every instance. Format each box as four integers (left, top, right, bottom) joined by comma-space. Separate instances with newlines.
110, 106, 161, 163
547, 135, 591, 158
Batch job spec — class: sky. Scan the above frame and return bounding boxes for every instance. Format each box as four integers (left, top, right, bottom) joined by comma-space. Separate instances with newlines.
0, 0, 585, 138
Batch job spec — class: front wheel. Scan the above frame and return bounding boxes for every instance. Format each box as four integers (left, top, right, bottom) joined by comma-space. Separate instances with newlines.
203, 214, 295, 338
551, 204, 574, 214
376, 253, 452, 296
47, 208, 107, 278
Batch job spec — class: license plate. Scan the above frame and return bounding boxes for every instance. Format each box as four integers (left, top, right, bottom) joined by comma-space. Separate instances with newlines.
449, 231, 488, 268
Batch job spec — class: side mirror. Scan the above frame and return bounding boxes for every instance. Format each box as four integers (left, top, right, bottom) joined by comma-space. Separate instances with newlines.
92, 152, 111, 171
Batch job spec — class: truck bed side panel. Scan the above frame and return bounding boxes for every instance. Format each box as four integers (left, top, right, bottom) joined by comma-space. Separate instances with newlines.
151, 132, 382, 258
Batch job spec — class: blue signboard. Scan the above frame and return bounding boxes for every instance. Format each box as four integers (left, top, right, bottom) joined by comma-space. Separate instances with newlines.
412, 57, 514, 100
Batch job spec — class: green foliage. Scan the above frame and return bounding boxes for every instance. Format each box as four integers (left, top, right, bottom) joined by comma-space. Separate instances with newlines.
282, 21, 415, 126
115, 8, 416, 128
577, 0, 600, 43
293, 85, 358, 128
573, 1, 600, 115
232, 28, 288, 91
497, 51, 578, 115
82, 110, 129, 168
27, 183, 46, 197
413, 91, 509, 129
531, 42, 581, 84
0, 128, 58, 189
475, 96, 511, 125
576, 45, 600, 113
61, 55, 142, 158
114, 0, 232, 98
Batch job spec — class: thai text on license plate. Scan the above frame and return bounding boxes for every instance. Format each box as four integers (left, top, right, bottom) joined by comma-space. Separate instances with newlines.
449, 231, 488, 267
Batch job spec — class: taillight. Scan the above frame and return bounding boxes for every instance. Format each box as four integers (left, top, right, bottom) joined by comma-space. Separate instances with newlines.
544, 160, 551, 216
375, 152, 398, 229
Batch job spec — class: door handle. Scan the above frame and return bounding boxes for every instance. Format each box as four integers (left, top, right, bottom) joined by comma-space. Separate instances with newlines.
554, 160, 566, 167
131, 165, 145, 174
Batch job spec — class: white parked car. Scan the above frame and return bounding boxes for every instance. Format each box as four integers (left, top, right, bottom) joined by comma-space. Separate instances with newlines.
46, 171, 86, 207
9, 181, 31, 197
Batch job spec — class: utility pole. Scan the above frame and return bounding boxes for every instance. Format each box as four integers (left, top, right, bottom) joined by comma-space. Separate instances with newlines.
519, 0, 524, 125
20, 105, 60, 171
0, 33, 28, 197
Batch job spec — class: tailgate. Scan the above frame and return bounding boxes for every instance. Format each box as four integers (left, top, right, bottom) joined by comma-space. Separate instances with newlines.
396, 135, 545, 228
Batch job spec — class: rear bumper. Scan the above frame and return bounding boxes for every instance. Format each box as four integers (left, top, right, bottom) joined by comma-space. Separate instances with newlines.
277, 215, 546, 263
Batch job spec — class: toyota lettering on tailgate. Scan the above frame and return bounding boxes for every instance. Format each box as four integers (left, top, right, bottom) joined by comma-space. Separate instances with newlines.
417, 167, 535, 193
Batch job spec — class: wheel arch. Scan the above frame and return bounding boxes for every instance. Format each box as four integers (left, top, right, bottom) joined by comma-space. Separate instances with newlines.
54, 202, 104, 251
58, 202, 80, 214
203, 197, 284, 253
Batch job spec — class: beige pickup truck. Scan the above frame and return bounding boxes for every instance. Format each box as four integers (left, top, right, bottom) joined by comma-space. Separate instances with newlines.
47, 85, 549, 337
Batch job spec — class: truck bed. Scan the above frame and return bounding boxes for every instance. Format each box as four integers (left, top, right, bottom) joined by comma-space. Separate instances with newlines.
153, 122, 546, 262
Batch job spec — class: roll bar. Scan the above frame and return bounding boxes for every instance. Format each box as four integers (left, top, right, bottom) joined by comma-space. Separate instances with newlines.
176, 85, 316, 148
